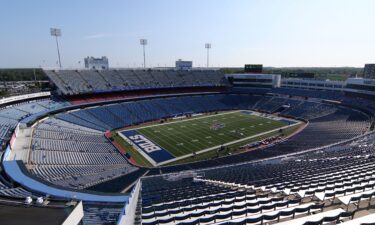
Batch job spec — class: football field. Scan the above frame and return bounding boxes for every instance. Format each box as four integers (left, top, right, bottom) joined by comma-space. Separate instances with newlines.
119, 111, 298, 165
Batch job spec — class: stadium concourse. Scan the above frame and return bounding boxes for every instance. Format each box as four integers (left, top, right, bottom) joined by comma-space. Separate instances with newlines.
0, 68, 374, 224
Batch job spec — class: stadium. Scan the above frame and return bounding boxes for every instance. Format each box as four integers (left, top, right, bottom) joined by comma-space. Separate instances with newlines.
3, 1, 375, 224
0, 66, 374, 224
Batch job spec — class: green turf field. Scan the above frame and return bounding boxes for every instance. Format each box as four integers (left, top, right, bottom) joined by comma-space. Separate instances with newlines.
130, 111, 292, 158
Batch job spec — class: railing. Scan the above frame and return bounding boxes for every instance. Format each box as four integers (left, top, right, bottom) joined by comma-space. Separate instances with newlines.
117, 179, 142, 225
0, 92, 50, 106
61, 201, 84, 225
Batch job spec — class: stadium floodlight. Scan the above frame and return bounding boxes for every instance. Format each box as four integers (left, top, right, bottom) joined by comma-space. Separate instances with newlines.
205, 43, 211, 68
50, 28, 62, 68
140, 39, 148, 68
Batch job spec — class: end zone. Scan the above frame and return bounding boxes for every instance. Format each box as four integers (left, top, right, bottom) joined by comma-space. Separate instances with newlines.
118, 130, 175, 166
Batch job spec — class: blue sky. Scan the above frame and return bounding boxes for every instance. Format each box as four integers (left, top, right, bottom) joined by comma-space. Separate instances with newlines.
1, 0, 375, 68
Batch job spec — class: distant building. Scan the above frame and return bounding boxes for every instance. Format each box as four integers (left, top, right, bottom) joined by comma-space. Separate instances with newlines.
282, 78, 344, 91
225, 73, 281, 89
364, 64, 375, 79
84, 56, 109, 70
175, 59, 192, 70
345, 78, 375, 99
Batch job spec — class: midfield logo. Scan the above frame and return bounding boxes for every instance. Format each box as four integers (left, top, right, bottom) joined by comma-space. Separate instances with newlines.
210, 123, 225, 130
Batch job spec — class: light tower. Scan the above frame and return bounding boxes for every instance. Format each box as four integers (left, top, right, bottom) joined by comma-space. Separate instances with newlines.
140, 39, 148, 68
205, 43, 211, 68
50, 28, 62, 68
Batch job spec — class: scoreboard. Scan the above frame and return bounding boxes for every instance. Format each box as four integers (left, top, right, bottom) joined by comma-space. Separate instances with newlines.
244, 64, 263, 73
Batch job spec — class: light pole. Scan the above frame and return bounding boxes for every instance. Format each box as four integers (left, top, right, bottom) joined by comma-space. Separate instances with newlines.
50, 28, 62, 69
205, 43, 211, 68
140, 39, 147, 68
